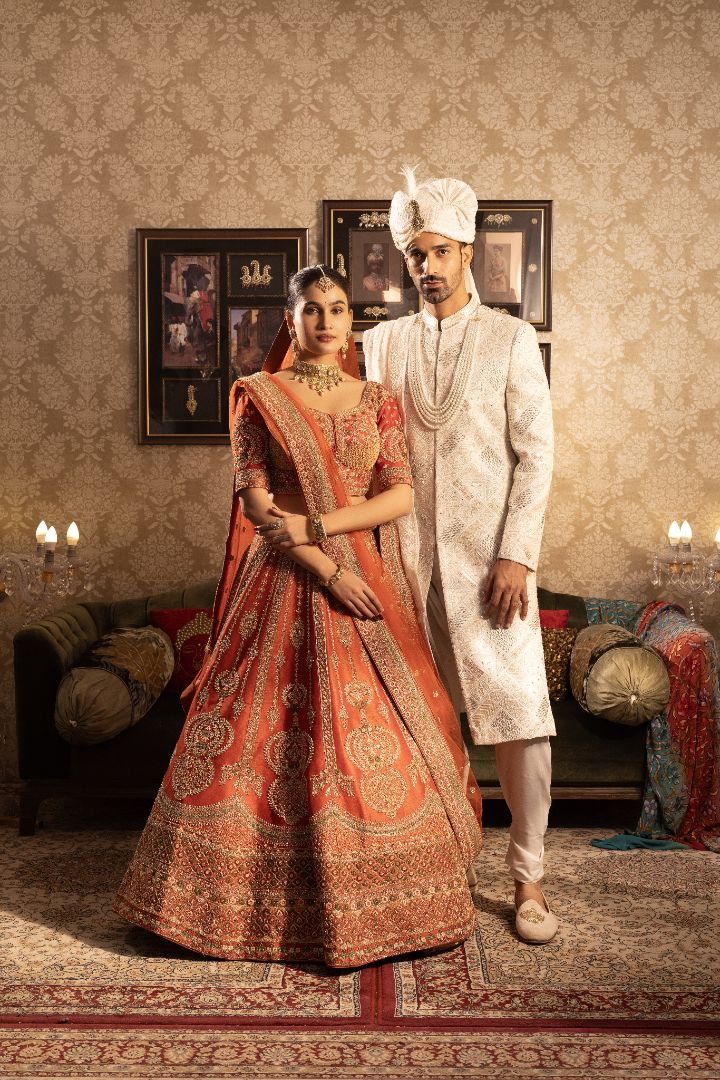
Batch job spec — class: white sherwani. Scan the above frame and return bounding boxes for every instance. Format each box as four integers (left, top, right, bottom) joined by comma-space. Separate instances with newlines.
363, 297, 555, 745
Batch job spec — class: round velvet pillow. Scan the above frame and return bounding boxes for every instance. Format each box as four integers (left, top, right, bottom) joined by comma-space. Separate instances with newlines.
55, 626, 175, 745
570, 623, 670, 726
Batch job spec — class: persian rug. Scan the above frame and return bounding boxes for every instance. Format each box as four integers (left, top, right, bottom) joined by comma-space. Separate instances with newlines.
1, 820, 719, 1077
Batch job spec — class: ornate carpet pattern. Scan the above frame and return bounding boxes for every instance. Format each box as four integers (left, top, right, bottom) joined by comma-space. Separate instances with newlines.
1, 1028, 719, 1079
383, 828, 720, 1026
0, 828, 366, 1023
2, 823, 720, 1076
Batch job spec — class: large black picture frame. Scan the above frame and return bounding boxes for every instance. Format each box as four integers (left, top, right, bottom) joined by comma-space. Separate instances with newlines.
138, 228, 308, 444
323, 199, 551, 331
474, 201, 552, 330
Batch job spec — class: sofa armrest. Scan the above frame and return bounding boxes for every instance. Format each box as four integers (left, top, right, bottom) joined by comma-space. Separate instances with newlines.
13, 604, 102, 779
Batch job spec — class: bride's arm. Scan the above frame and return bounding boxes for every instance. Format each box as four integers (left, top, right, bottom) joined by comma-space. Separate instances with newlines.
261, 485, 412, 547
240, 488, 338, 579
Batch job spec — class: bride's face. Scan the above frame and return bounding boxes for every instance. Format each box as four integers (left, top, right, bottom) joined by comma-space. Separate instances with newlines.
288, 284, 352, 360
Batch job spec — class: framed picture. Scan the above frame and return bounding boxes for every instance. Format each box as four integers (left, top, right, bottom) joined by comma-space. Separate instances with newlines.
474, 201, 552, 330
138, 228, 308, 444
539, 342, 551, 383
322, 201, 419, 328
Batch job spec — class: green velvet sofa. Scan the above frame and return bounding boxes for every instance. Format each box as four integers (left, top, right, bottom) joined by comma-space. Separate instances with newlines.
13, 580, 646, 835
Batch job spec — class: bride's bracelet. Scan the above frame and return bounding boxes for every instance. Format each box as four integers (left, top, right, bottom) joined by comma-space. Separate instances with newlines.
322, 563, 344, 588
309, 513, 327, 543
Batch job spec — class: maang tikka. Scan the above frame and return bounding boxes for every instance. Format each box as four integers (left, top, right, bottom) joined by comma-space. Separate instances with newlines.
315, 265, 335, 293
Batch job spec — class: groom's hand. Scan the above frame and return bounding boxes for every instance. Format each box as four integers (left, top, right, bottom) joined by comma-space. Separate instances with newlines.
483, 559, 529, 629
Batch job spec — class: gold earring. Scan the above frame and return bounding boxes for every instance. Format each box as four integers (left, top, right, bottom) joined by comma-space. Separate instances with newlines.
289, 326, 301, 360
340, 329, 350, 361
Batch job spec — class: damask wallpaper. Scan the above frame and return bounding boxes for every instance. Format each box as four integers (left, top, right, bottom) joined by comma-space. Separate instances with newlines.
1, 0, 718, 795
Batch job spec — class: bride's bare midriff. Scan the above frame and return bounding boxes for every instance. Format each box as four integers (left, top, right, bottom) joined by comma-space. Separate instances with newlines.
271, 493, 368, 515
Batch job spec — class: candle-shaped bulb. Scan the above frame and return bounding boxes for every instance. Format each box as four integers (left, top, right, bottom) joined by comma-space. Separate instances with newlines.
44, 526, 58, 551
67, 522, 79, 546
715, 527, 720, 550
35, 520, 48, 543
668, 521, 681, 546
679, 519, 692, 543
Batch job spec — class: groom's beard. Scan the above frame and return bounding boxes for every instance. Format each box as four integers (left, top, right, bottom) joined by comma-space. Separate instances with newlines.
419, 276, 454, 303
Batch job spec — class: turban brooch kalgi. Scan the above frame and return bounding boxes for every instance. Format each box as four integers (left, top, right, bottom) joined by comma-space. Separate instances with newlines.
389, 166, 478, 251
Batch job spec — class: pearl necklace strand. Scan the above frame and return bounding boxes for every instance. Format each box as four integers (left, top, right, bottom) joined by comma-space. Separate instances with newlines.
407, 313, 481, 430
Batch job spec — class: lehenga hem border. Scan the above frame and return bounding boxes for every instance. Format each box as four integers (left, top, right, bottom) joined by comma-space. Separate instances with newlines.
112, 898, 476, 969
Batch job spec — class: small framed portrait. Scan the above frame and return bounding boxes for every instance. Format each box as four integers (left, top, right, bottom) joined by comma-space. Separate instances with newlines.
138, 228, 308, 443
473, 202, 552, 330
322, 201, 419, 328
229, 306, 286, 379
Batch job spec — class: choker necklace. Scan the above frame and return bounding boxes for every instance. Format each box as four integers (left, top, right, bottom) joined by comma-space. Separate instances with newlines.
291, 357, 344, 396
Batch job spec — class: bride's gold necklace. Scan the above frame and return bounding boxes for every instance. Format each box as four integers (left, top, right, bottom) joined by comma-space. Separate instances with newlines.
291, 357, 344, 397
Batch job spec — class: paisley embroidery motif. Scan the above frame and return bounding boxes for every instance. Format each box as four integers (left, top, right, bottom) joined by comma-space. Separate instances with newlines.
170, 706, 235, 799
171, 752, 215, 800
265, 725, 314, 825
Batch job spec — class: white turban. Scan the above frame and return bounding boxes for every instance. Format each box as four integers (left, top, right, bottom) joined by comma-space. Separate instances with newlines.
389, 167, 479, 299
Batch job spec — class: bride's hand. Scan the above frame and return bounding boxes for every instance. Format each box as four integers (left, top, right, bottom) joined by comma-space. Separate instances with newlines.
327, 570, 384, 619
256, 506, 313, 548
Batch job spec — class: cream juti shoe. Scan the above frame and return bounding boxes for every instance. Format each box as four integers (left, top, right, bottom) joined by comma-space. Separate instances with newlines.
515, 891, 559, 944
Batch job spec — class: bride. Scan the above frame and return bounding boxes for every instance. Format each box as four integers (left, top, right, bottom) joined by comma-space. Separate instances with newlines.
115, 264, 482, 968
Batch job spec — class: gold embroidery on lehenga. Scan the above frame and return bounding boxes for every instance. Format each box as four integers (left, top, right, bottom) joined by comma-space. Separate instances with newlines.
344, 680, 372, 710
345, 723, 407, 817
282, 683, 308, 711
171, 753, 215, 800
265, 725, 314, 824
170, 706, 235, 799
184, 709, 235, 757
310, 587, 355, 799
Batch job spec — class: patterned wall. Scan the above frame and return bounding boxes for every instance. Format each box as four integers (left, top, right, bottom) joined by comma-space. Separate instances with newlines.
1, 0, 718, 793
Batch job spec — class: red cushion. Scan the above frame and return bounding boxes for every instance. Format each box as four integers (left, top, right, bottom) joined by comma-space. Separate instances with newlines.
149, 608, 212, 693
539, 608, 569, 629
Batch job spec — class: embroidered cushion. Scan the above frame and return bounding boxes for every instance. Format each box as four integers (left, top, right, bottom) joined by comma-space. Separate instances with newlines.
149, 608, 213, 693
54, 626, 175, 745
541, 627, 577, 701
570, 624, 670, 726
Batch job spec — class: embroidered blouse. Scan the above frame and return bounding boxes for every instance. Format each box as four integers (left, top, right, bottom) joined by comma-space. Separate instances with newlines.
232, 380, 413, 497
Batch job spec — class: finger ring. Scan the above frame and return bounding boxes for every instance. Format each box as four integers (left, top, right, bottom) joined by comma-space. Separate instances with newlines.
268, 522, 283, 532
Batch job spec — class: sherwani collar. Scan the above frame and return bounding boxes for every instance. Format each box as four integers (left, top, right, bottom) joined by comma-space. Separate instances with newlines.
420, 295, 480, 333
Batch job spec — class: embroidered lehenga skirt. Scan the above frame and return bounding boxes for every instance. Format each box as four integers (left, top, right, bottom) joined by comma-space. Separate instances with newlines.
114, 536, 478, 967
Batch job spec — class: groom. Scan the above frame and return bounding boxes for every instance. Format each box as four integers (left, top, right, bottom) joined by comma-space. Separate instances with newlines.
363, 170, 557, 943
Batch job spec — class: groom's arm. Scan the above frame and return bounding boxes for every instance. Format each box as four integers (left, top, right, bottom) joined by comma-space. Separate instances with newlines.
498, 321, 554, 571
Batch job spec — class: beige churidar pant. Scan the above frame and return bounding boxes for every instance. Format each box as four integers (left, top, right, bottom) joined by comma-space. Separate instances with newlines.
427, 550, 551, 884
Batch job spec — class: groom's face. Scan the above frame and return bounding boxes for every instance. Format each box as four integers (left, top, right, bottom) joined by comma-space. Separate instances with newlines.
405, 232, 472, 304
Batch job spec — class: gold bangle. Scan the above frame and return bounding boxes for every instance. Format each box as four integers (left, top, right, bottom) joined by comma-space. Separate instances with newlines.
323, 563, 344, 588
309, 513, 327, 543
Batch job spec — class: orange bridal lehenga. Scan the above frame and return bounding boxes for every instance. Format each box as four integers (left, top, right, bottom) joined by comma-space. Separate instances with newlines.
114, 345, 482, 968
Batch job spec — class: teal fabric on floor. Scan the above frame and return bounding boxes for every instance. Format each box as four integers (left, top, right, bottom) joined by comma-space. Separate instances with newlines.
591, 834, 688, 851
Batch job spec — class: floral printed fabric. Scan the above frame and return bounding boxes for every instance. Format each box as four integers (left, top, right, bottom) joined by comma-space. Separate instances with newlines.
632, 601, 720, 852
584, 597, 645, 633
